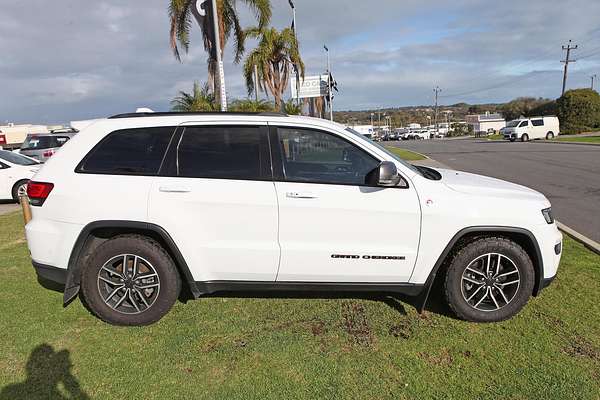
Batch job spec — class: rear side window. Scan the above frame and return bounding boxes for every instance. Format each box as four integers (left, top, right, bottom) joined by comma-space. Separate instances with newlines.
531, 119, 544, 126
175, 126, 270, 180
77, 127, 174, 175
21, 135, 70, 150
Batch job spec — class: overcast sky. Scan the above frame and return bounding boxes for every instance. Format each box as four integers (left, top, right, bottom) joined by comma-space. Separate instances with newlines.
1, 0, 600, 124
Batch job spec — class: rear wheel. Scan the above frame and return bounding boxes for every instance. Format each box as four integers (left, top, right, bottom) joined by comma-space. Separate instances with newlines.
444, 237, 535, 322
546, 131, 554, 140
11, 180, 29, 203
521, 133, 529, 142
80, 235, 181, 326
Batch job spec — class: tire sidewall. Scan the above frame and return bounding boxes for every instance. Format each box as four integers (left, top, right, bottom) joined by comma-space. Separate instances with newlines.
445, 238, 535, 322
81, 236, 181, 326
521, 134, 529, 142
546, 131, 554, 140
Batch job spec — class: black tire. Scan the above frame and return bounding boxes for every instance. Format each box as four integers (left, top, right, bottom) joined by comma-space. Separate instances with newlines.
11, 179, 29, 203
546, 131, 554, 140
444, 237, 535, 322
509, 138, 516, 142
521, 133, 529, 142
80, 235, 181, 326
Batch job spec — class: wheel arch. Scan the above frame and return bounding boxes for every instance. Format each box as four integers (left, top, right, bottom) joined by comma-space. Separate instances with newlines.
415, 226, 544, 313
63, 220, 200, 305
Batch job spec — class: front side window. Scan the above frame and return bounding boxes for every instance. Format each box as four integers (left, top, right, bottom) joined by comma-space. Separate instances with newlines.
176, 126, 269, 180
531, 119, 544, 126
519, 121, 529, 127
277, 127, 379, 185
78, 127, 174, 175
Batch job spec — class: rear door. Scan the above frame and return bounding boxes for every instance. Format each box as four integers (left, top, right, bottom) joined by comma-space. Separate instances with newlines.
271, 125, 421, 283
148, 123, 280, 283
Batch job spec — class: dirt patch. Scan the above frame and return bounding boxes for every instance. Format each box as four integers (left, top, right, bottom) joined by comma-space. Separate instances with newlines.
341, 301, 374, 347
311, 320, 326, 337
563, 335, 600, 360
389, 321, 413, 339
418, 349, 454, 367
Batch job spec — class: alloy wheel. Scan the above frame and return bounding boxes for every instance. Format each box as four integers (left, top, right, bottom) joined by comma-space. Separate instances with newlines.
460, 253, 520, 312
97, 254, 161, 314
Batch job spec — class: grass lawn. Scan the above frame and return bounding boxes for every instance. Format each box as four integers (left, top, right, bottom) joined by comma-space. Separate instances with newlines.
486, 134, 504, 141
554, 136, 600, 144
1, 211, 599, 399
385, 147, 427, 161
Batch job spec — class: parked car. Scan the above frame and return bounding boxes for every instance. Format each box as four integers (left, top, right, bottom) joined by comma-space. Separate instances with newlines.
503, 116, 560, 142
20, 131, 77, 162
26, 111, 562, 326
0, 149, 40, 202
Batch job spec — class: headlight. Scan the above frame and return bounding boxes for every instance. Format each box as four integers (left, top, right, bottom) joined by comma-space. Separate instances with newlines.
542, 207, 554, 224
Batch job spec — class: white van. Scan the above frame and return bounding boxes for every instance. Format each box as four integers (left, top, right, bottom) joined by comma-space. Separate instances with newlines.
503, 116, 560, 142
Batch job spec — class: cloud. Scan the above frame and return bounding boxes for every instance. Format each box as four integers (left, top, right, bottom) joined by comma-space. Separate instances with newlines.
0, 0, 599, 123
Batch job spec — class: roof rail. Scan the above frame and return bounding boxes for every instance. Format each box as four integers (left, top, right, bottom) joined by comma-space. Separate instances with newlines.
108, 111, 289, 119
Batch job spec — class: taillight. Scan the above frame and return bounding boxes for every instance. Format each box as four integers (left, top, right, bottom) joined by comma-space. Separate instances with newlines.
27, 181, 54, 206
43, 149, 55, 158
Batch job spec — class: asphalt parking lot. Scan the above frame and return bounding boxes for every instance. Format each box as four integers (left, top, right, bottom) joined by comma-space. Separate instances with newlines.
390, 139, 600, 243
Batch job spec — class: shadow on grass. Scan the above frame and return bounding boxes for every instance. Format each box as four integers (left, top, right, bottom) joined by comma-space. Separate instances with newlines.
0, 344, 89, 400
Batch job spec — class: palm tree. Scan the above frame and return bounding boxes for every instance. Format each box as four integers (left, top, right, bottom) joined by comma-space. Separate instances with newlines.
283, 99, 301, 115
243, 27, 304, 110
229, 98, 275, 112
171, 81, 218, 111
169, 0, 272, 104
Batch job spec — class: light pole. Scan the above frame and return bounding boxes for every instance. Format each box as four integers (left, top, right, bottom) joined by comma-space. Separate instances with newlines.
210, 0, 227, 110
289, 0, 300, 106
591, 74, 597, 91
370, 113, 374, 128
324, 45, 333, 121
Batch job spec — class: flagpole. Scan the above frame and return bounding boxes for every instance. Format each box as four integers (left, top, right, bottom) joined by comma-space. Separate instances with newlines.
211, 0, 227, 111
289, 0, 300, 107
325, 45, 333, 121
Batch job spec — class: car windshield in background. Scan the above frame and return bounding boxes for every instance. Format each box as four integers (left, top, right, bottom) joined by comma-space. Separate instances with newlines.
21, 135, 69, 150
0, 150, 39, 166
344, 128, 421, 176
506, 121, 520, 128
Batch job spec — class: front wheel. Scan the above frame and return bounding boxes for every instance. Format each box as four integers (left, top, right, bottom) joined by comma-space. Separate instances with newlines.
80, 235, 181, 326
444, 237, 535, 322
521, 134, 529, 142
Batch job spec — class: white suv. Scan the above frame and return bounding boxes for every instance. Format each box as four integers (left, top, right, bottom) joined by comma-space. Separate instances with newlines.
25, 112, 562, 326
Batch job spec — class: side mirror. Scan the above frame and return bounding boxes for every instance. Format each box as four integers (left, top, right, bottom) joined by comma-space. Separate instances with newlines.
378, 161, 401, 187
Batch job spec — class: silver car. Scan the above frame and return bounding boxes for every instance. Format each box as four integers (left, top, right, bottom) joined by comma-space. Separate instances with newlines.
20, 130, 76, 162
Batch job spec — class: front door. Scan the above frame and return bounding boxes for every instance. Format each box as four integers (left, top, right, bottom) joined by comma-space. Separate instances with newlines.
272, 126, 421, 283
148, 123, 280, 283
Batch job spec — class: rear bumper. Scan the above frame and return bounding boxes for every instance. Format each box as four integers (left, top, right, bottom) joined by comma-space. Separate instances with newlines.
32, 261, 67, 285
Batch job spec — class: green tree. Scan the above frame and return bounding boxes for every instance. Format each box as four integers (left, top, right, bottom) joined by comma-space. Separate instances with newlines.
171, 81, 218, 111
557, 88, 600, 134
500, 97, 553, 121
242, 27, 304, 110
169, 0, 272, 104
229, 98, 275, 112
283, 99, 302, 115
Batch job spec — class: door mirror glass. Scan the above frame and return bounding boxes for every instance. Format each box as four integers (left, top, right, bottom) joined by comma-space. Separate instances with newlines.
377, 161, 402, 187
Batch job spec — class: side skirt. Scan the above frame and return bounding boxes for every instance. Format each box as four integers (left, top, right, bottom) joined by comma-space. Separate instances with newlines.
194, 281, 424, 297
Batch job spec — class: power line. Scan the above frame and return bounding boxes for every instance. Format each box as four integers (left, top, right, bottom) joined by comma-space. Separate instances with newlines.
440, 72, 541, 99
561, 40, 578, 96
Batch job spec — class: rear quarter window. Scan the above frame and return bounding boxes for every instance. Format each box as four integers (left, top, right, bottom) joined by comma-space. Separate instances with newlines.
531, 119, 544, 127
76, 127, 175, 175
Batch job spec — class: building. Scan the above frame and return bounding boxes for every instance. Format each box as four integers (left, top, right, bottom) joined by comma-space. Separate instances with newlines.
348, 124, 374, 138
0, 123, 49, 149
466, 112, 506, 133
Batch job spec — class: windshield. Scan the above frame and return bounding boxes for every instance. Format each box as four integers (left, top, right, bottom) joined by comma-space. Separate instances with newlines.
0, 150, 39, 166
506, 120, 520, 128
344, 127, 420, 175
21, 135, 70, 150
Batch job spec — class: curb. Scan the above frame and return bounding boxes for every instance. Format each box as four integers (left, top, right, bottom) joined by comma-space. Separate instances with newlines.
540, 140, 600, 147
556, 221, 600, 255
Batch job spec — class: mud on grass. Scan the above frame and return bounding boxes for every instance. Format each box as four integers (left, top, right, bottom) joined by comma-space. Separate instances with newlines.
1, 211, 600, 399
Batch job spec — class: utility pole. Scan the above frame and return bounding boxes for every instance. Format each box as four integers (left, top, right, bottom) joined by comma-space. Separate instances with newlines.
324, 45, 333, 121
211, 0, 227, 110
289, 0, 300, 106
433, 86, 441, 135
561, 40, 577, 96
591, 74, 597, 91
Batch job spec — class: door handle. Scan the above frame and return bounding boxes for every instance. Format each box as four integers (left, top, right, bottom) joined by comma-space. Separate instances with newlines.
159, 185, 191, 193
286, 191, 317, 199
